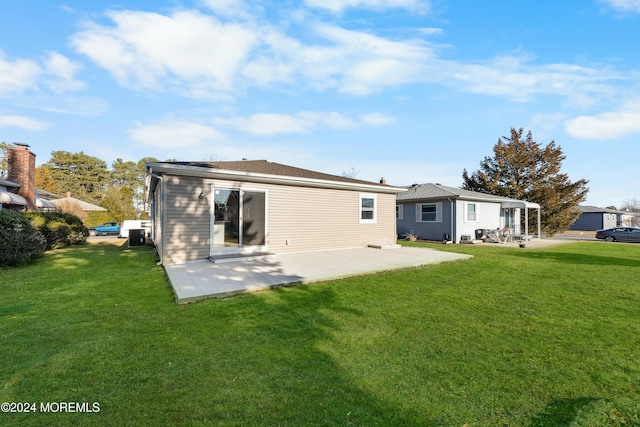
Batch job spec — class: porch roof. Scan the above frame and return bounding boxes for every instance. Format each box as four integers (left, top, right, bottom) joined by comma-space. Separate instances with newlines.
501, 200, 540, 209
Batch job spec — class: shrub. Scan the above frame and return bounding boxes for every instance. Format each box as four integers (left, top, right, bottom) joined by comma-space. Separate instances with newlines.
0, 209, 47, 267
25, 211, 89, 249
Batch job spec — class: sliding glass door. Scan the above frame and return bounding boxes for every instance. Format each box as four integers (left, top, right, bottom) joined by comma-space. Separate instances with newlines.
211, 187, 266, 255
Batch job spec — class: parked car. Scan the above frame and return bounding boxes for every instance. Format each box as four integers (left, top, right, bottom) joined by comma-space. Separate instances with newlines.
88, 222, 121, 236
595, 227, 640, 243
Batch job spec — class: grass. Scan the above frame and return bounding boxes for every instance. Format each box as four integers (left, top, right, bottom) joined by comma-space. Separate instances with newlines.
1, 239, 639, 426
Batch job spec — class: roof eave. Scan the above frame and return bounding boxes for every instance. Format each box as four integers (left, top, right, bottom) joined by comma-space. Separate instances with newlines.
146, 162, 406, 194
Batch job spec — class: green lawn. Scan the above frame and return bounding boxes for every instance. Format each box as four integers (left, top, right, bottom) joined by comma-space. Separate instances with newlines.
1, 239, 639, 426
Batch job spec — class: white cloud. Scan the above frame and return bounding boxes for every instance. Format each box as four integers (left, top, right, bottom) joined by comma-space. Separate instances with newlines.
201, 0, 250, 17
565, 107, 640, 140
72, 10, 257, 93
600, 0, 640, 13
215, 110, 394, 136
43, 52, 85, 93
70, 9, 435, 98
128, 121, 225, 148
359, 112, 395, 126
0, 51, 41, 94
221, 113, 311, 136
68, 6, 628, 107
306, 24, 433, 94
0, 115, 49, 131
304, 0, 429, 14
0, 50, 83, 95
446, 55, 622, 106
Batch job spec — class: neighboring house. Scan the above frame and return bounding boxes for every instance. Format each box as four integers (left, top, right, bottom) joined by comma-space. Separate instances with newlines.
0, 143, 59, 211
570, 205, 636, 230
52, 192, 107, 212
146, 160, 404, 265
396, 183, 541, 243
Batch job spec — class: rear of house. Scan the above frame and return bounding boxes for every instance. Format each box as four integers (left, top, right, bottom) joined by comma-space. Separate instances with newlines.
146, 160, 403, 265
396, 183, 540, 243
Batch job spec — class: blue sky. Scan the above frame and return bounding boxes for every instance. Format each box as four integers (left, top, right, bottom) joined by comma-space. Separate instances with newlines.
1, 0, 639, 208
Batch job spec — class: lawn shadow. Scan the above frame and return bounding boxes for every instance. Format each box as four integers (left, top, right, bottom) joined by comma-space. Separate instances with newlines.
529, 397, 598, 426
507, 249, 640, 268
181, 284, 436, 426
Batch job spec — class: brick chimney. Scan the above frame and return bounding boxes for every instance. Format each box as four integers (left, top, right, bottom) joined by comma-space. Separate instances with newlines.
7, 143, 36, 210
379, 177, 387, 185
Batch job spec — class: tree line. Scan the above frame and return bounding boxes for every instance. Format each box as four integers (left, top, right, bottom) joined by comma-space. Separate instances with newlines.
1, 143, 173, 225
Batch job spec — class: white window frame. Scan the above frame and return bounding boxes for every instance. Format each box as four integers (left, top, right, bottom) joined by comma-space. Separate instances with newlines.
416, 202, 442, 223
359, 193, 377, 224
464, 202, 479, 222
396, 204, 403, 220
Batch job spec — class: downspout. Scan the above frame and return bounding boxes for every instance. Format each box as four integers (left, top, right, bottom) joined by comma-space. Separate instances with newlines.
149, 172, 164, 265
448, 197, 455, 243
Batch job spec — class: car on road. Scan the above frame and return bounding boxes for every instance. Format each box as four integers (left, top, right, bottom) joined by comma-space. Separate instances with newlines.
88, 222, 121, 236
595, 227, 640, 243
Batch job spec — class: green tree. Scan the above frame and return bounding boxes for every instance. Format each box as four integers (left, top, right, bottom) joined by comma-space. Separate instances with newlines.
137, 157, 159, 213
111, 158, 138, 188
46, 151, 110, 201
0, 142, 12, 177
99, 186, 137, 224
462, 128, 589, 235
34, 164, 61, 194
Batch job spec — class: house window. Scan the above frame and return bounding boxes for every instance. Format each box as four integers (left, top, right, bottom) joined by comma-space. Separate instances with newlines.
465, 202, 478, 222
396, 204, 403, 220
417, 203, 439, 222
359, 194, 377, 224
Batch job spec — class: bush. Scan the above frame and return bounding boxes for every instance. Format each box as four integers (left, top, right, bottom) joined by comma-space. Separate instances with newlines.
25, 211, 89, 249
0, 209, 47, 267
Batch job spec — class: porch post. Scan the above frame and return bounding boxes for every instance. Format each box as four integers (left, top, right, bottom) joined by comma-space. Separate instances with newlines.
525, 207, 529, 238
537, 208, 541, 238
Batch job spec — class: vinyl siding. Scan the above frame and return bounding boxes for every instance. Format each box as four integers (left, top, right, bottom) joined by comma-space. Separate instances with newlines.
159, 176, 397, 264
162, 176, 212, 264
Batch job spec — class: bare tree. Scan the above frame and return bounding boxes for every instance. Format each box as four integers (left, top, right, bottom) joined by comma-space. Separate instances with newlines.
620, 198, 640, 213
342, 167, 360, 179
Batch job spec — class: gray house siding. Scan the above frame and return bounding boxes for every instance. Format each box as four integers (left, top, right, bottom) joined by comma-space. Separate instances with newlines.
570, 212, 616, 230
157, 175, 398, 265
397, 201, 453, 241
398, 199, 512, 242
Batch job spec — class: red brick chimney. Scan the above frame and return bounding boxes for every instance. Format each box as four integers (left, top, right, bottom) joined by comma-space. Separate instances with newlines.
7, 143, 36, 210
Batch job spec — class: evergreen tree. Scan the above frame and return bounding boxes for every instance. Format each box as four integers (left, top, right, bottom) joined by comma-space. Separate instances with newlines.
46, 151, 110, 201
462, 128, 589, 235
34, 164, 61, 194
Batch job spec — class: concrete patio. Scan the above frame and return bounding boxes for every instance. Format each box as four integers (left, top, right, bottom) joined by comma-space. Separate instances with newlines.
164, 246, 472, 303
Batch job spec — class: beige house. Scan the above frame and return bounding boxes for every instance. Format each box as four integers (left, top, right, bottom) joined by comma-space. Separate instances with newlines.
146, 160, 404, 265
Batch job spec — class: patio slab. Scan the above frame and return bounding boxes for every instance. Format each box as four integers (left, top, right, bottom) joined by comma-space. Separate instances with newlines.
164, 246, 472, 303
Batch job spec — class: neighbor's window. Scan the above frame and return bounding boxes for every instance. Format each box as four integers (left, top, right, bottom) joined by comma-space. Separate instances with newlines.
419, 203, 437, 222
396, 204, 403, 220
466, 202, 477, 222
360, 194, 377, 224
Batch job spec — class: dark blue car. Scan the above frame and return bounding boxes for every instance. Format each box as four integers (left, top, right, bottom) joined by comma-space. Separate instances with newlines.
595, 227, 640, 243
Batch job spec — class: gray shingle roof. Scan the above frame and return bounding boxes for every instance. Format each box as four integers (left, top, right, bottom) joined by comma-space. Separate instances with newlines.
397, 182, 530, 205
162, 160, 388, 187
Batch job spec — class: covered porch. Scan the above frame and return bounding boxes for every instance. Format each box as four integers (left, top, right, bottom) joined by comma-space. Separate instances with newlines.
501, 200, 541, 240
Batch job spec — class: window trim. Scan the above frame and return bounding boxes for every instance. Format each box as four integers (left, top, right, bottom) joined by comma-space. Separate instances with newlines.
464, 202, 479, 222
359, 193, 377, 224
396, 204, 403, 220
416, 202, 442, 223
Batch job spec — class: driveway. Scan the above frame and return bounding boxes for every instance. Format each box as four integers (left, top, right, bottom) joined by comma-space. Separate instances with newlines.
164, 246, 472, 303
